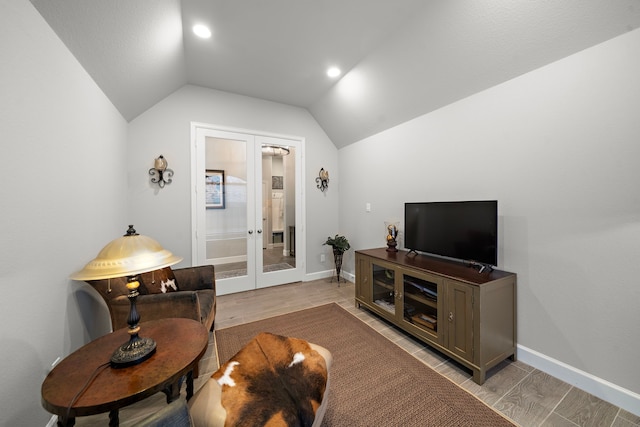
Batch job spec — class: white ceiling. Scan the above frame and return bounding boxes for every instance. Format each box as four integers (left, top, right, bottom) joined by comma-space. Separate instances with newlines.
29, 0, 640, 148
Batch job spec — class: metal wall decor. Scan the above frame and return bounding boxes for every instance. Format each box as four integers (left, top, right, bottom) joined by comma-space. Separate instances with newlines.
316, 168, 329, 192
149, 155, 174, 188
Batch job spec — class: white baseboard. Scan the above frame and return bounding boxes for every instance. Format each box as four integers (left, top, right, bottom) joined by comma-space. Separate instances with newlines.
517, 345, 640, 417
304, 270, 354, 283
304, 269, 335, 282
342, 270, 355, 283
205, 255, 247, 265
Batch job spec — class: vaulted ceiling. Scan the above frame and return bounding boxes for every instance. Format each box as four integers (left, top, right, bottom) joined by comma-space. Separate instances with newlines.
30, 0, 640, 148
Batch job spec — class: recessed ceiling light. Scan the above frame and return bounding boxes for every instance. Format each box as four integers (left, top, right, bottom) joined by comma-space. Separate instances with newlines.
193, 24, 212, 39
327, 67, 341, 78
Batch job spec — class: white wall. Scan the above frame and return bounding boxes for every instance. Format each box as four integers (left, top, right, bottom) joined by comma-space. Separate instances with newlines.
127, 85, 339, 276
0, 1, 128, 425
339, 28, 640, 412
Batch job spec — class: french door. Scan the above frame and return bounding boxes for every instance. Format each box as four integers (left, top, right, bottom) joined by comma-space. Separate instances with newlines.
191, 124, 303, 296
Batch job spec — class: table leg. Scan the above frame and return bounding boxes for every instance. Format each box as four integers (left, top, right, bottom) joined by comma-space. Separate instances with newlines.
186, 371, 194, 400
57, 416, 75, 426
108, 409, 119, 427
163, 376, 183, 403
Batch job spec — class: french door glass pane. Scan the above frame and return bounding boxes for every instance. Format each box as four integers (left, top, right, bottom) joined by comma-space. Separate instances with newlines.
205, 136, 248, 280
261, 144, 296, 274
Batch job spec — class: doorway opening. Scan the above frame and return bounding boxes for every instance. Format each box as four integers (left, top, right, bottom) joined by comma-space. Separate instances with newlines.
191, 124, 304, 295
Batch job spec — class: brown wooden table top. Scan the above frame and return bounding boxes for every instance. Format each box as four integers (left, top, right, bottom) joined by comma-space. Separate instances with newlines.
41, 318, 208, 418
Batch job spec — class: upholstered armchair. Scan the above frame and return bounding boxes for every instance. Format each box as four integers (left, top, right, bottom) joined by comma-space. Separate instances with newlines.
86, 265, 216, 333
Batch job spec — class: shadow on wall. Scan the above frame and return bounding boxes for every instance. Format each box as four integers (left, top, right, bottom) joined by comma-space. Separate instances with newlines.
72, 286, 112, 344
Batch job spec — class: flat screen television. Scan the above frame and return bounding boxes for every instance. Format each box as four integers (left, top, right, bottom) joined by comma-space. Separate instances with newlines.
404, 200, 498, 266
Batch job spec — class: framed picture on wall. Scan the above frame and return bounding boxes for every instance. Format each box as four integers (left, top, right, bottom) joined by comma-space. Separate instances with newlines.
272, 176, 283, 190
206, 169, 225, 209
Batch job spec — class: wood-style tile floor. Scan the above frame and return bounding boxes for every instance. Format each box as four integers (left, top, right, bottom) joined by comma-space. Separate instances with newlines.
73, 279, 639, 427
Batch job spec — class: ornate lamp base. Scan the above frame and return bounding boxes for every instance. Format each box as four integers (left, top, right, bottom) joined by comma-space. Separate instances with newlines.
111, 275, 157, 368
111, 335, 157, 368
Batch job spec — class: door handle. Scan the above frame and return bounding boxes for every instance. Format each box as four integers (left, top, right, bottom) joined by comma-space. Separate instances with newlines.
248, 230, 253, 235
257, 229, 263, 234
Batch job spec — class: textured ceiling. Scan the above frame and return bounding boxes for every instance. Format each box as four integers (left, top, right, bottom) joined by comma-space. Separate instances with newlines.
29, 0, 640, 148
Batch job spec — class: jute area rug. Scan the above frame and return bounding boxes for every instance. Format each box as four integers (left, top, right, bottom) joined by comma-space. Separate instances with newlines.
215, 303, 515, 427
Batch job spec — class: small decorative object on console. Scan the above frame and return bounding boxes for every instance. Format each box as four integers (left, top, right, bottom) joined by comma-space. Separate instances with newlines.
385, 222, 398, 252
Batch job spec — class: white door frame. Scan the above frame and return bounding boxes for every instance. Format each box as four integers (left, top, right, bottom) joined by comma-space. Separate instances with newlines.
190, 122, 305, 295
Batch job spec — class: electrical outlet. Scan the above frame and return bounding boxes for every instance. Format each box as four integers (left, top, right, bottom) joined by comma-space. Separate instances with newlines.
51, 356, 61, 368
46, 415, 58, 427
320, 254, 326, 262
48, 356, 61, 374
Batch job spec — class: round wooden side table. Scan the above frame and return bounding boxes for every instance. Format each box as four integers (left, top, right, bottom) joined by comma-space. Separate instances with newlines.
41, 318, 208, 426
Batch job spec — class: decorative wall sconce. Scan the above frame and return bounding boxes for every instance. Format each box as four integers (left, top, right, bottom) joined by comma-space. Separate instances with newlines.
316, 168, 329, 192
149, 155, 173, 188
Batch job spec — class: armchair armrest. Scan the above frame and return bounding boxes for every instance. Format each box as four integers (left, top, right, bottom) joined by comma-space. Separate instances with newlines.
109, 292, 202, 331
173, 265, 215, 292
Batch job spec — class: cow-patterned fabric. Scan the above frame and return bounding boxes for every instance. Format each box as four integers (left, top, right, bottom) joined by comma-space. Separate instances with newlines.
139, 267, 179, 294
212, 332, 328, 427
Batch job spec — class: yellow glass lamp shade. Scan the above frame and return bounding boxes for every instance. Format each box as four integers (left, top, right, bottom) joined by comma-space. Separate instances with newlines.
71, 225, 182, 281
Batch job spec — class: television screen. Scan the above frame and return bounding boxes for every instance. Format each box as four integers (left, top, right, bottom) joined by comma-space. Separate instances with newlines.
404, 201, 498, 266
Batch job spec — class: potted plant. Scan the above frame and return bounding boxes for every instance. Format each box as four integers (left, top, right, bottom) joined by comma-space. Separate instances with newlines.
324, 234, 350, 283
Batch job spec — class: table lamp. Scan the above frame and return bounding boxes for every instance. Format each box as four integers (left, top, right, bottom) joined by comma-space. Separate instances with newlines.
70, 225, 182, 368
